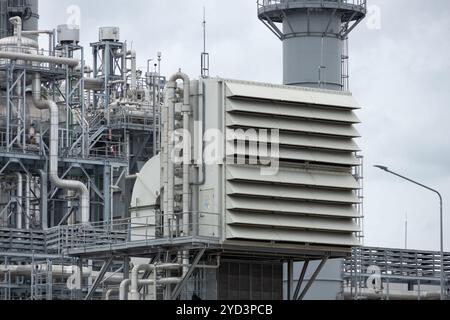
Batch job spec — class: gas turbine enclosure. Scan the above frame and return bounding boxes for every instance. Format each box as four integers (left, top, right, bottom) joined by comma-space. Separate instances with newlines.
131, 77, 362, 254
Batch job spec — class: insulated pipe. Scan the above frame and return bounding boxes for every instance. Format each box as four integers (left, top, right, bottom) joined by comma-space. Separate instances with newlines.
25, 174, 30, 229
119, 279, 131, 301
128, 51, 137, 91
167, 71, 191, 276
0, 51, 79, 66
130, 264, 154, 300
165, 82, 176, 237
32, 73, 90, 224
84, 78, 104, 91
130, 264, 182, 300
106, 288, 119, 300
9, 17, 22, 47
14, 173, 23, 229
343, 288, 442, 300
38, 170, 48, 230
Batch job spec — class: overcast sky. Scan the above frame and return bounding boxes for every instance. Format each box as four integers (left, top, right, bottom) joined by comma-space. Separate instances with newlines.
39, 0, 450, 252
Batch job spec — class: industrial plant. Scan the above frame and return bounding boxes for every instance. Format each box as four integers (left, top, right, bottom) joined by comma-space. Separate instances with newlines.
0, 0, 448, 301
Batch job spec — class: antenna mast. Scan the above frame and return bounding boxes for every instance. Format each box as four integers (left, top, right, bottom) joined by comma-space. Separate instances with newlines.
201, 6, 210, 78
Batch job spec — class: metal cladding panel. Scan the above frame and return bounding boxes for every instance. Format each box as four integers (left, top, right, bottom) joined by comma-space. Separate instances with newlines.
226, 99, 361, 124
225, 80, 360, 109
226, 165, 360, 190
227, 212, 360, 233
227, 182, 359, 204
226, 113, 360, 138
226, 226, 361, 247
227, 197, 359, 219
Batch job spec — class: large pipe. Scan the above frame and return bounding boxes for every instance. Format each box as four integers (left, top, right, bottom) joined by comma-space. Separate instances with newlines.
162, 85, 173, 237
106, 288, 119, 300
130, 263, 182, 300
130, 264, 154, 300
167, 71, 191, 276
9, 17, 22, 47
128, 50, 137, 91
119, 279, 131, 301
0, 51, 79, 66
83, 78, 104, 91
343, 288, 442, 301
14, 173, 23, 229
25, 174, 30, 229
38, 170, 48, 230
0, 264, 121, 279
32, 73, 90, 224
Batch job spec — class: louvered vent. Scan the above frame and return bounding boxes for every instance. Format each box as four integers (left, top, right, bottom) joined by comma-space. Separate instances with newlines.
223, 80, 362, 249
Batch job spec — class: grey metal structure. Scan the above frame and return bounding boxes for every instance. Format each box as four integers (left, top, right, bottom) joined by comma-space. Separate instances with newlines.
0, 0, 39, 41
0, 0, 162, 299
344, 247, 450, 300
257, 0, 366, 90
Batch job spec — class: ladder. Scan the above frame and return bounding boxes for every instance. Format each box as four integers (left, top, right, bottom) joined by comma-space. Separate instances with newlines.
31, 260, 53, 300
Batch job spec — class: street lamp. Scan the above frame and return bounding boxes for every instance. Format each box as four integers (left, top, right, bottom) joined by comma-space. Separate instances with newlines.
374, 165, 446, 300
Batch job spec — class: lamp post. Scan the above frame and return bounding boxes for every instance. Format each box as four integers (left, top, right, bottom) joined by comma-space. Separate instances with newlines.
374, 165, 446, 300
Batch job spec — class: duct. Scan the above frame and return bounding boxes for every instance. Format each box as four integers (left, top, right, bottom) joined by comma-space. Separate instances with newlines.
32, 73, 90, 224
14, 173, 23, 230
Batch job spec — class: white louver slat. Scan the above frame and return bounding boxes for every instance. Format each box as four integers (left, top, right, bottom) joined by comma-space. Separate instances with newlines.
226, 113, 360, 138
225, 80, 360, 110
227, 181, 360, 204
227, 211, 360, 233
226, 165, 360, 190
227, 99, 361, 124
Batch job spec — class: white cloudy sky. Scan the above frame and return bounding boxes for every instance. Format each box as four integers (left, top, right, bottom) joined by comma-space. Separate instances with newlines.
39, 0, 450, 252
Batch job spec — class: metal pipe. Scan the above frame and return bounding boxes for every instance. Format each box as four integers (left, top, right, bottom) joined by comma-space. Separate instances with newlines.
0, 51, 79, 66
32, 73, 90, 224
84, 78, 104, 91
25, 174, 30, 229
161, 86, 170, 237
14, 173, 23, 229
105, 288, 119, 300
343, 288, 442, 300
128, 51, 137, 91
130, 264, 153, 301
167, 71, 191, 276
119, 279, 131, 300
9, 17, 22, 47
38, 170, 48, 230
130, 263, 182, 300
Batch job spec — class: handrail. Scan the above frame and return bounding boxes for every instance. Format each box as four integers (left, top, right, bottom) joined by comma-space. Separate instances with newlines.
257, 0, 367, 10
